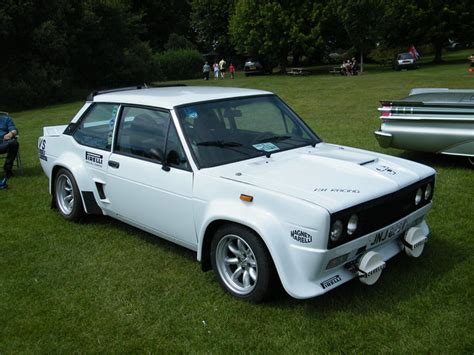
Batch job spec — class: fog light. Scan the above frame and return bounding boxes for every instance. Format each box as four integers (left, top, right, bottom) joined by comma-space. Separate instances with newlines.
424, 184, 432, 200
330, 220, 344, 242
347, 214, 359, 235
415, 188, 422, 205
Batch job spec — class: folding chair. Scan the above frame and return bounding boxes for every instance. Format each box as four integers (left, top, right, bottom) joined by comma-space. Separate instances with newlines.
0, 110, 23, 175
0, 143, 23, 175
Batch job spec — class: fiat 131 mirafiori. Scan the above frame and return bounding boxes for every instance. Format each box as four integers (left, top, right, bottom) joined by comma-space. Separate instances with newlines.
39, 85, 435, 302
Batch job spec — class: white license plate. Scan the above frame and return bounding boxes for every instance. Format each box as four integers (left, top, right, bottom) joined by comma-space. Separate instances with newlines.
369, 219, 408, 247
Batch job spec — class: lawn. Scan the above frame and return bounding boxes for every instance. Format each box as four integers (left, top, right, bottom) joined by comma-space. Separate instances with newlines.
1, 51, 473, 353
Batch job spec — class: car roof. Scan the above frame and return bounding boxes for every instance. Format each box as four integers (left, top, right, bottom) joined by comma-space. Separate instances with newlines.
92, 86, 272, 109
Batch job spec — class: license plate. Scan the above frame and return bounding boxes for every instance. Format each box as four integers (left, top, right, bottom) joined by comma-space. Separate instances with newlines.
369, 219, 408, 247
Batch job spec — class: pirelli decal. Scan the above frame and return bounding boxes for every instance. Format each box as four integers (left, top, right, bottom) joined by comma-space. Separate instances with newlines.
320, 275, 342, 289
85, 151, 103, 167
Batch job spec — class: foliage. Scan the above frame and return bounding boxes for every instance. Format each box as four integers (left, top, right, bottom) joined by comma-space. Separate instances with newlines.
335, 0, 384, 71
229, 0, 324, 71
131, 0, 192, 50
2, 53, 473, 353
0, 0, 156, 110
379, 0, 474, 63
190, 0, 236, 54
164, 33, 196, 51
153, 49, 203, 81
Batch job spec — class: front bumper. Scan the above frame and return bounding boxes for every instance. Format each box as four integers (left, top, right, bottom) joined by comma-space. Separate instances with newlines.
281, 203, 431, 299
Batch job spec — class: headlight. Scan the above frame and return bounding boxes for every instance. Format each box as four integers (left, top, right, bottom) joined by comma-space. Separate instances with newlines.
415, 188, 422, 205
347, 214, 359, 235
330, 220, 344, 242
424, 184, 432, 200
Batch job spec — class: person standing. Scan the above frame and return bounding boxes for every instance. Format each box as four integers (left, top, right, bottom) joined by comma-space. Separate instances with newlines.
203, 61, 210, 80
219, 58, 226, 79
229, 63, 236, 79
213, 62, 220, 80
0, 112, 19, 181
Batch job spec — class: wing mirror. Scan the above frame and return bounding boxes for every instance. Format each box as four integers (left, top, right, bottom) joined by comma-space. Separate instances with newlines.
150, 148, 170, 171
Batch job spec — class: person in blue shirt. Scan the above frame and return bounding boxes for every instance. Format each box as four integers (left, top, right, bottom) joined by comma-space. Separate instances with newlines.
0, 112, 19, 181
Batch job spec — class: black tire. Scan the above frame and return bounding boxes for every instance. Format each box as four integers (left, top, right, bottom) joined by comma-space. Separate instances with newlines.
54, 168, 84, 221
211, 224, 275, 302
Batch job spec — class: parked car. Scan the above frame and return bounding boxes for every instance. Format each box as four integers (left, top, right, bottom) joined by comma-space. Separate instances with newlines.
243, 59, 266, 76
392, 52, 418, 70
375, 88, 474, 166
39, 85, 435, 302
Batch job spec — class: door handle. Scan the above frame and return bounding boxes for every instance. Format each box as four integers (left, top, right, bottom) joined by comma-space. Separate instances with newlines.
108, 160, 120, 168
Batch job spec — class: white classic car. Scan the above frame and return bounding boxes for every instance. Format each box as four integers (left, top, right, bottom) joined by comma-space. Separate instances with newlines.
39, 86, 436, 302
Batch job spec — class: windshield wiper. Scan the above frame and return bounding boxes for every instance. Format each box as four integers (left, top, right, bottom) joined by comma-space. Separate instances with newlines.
197, 140, 242, 147
254, 134, 291, 143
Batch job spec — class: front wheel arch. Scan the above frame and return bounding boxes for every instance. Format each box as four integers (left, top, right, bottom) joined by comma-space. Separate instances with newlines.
208, 222, 278, 302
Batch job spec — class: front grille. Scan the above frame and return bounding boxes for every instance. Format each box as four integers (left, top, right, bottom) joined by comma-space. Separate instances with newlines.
328, 175, 435, 249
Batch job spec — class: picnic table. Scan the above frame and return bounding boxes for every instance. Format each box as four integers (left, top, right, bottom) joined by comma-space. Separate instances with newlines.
329, 66, 341, 75
287, 67, 310, 76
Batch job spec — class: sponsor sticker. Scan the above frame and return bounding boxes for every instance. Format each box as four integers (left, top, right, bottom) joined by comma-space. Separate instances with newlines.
252, 142, 279, 152
85, 151, 103, 167
375, 165, 396, 175
290, 230, 313, 244
38, 138, 47, 161
314, 187, 360, 193
320, 275, 342, 289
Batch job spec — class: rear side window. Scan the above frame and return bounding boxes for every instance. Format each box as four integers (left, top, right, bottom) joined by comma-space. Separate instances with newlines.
73, 103, 119, 150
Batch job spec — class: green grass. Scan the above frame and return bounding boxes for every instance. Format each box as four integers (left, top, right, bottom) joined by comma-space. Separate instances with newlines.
1, 53, 473, 353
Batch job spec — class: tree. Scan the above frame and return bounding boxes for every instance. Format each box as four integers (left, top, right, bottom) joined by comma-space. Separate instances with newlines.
131, 0, 193, 50
380, 0, 473, 63
336, 0, 383, 72
190, 0, 236, 55
229, 0, 324, 72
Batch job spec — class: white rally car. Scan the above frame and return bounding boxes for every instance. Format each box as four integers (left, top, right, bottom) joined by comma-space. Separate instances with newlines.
38, 86, 435, 302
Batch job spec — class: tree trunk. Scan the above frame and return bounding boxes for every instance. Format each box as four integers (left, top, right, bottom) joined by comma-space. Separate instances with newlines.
360, 51, 364, 73
433, 43, 443, 63
279, 49, 288, 73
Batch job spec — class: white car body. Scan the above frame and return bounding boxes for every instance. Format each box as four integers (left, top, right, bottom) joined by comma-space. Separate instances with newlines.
39, 86, 436, 300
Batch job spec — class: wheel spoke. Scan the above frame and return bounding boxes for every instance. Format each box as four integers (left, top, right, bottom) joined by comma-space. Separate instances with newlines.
243, 270, 250, 287
224, 257, 239, 265
249, 267, 257, 281
228, 243, 242, 258
237, 239, 247, 254
231, 266, 243, 281
64, 195, 73, 204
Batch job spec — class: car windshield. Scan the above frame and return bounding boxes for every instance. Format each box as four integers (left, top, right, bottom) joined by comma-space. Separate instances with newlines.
399, 53, 413, 60
176, 95, 319, 168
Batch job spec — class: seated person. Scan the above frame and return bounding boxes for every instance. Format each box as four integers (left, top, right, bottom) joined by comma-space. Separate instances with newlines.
0, 112, 19, 179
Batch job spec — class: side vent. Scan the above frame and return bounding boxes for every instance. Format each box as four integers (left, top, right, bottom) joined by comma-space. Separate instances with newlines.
95, 182, 106, 200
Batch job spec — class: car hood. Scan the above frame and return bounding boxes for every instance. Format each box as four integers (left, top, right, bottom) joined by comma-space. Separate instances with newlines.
204, 143, 435, 213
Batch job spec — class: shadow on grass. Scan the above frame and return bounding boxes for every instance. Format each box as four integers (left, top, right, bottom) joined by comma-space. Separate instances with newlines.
398, 151, 473, 170
84, 214, 196, 262
13, 165, 44, 178
266, 235, 468, 313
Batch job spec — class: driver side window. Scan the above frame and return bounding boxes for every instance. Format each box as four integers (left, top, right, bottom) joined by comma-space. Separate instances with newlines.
114, 106, 190, 170
115, 107, 169, 160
